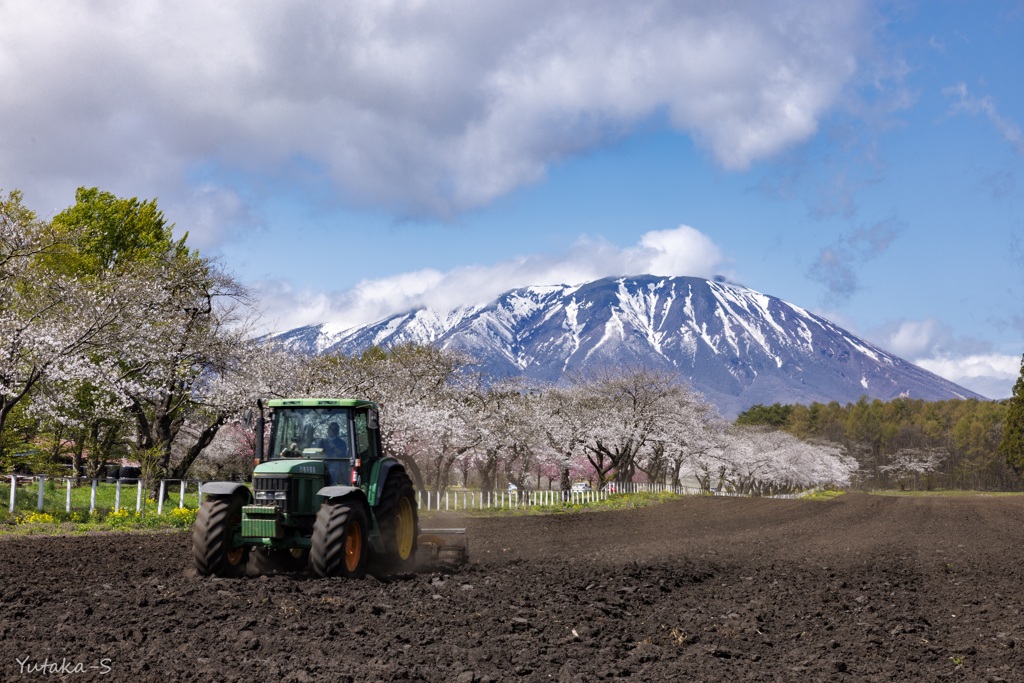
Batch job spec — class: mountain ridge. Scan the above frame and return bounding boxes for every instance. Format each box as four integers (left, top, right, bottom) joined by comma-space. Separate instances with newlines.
271, 275, 984, 417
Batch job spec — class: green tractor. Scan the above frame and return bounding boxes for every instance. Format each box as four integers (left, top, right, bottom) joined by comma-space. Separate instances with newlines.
192, 398, 464, 578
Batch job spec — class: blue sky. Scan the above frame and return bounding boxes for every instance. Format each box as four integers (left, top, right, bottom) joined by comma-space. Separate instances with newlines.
2, 1, 1022, 398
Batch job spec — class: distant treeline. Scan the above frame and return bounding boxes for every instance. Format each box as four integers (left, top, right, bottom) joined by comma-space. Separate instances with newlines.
736, 397, 1020, 491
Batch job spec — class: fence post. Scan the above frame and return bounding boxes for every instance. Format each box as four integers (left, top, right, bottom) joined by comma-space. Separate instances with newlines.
65, 478, 72, 513
9, 474, 17, 513
37, 475, 45, 512
158, 480, 167, 515
115, 480, 122, 512
136, 480, 143, 513
89, 479, 98, 515
197, 481, 203, 505
179, 481, 186, 509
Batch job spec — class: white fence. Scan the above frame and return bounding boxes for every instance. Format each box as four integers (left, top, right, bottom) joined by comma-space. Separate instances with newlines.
4, 473, 812, 517
413, 480, 806, 511
417, 482, 814, 510
5, 474, 206, 515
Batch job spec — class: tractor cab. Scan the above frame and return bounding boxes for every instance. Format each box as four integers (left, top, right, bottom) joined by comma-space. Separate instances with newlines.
261, 398, 380, 486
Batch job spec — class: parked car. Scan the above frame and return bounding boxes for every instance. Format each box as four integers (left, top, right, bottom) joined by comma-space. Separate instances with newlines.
570, 482, 592, 493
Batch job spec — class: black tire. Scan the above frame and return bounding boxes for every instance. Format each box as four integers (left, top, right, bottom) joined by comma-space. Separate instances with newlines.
310, 502, 369, 579
249, 547, 309, 575
193, 495, 249, 577
375, 468, 419, 573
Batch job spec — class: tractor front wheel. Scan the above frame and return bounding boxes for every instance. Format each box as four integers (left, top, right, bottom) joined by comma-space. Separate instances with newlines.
310, 502, 369, 579
193, 495, 249, 577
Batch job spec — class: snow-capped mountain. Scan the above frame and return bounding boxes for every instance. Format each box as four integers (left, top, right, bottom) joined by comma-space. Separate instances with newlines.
272, 275, 984, 417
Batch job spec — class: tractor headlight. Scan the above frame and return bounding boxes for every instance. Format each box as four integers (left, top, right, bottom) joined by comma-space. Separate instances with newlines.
255, 491, 287, 501
273, 491, 287, 500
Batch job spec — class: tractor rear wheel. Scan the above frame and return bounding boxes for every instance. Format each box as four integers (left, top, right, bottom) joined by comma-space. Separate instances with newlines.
376, 468, 419, 573
310, 502, 369, 579
193, 495, 248, 577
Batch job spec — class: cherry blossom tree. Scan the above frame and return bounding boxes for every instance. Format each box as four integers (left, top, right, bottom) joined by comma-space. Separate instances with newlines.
879, 447, 945, 491
641, 387, 721, 488
574, 368, 686, 487
118, 255, 260, 481
714, 426, 858, 495
0, 190, 146, 462
541, 384, 602, 492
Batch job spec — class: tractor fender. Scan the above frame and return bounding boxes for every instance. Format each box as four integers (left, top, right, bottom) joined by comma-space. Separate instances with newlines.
200, 482, 253, 503
367, 458, 407, 506
316, 485, 368, 504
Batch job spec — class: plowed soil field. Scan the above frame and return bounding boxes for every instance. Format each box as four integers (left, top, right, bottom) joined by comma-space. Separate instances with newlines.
2, 493, 1024, 682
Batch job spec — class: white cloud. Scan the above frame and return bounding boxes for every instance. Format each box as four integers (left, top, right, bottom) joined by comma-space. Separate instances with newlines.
638, 225, 724, 278
1, 0, 872, 238
884, 319, 946, 359
876, 318, 1021, 399
944, 82, 1024, 156
254, 224, 727, 332
915, 354, 1020, 400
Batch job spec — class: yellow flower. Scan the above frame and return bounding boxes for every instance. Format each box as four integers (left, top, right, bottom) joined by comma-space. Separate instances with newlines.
22, 512, 56, 525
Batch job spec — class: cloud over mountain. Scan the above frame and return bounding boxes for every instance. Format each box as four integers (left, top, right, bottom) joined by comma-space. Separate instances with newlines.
254, 224, 729, 333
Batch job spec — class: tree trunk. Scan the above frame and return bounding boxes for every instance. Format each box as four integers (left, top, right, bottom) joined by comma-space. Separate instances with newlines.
169, 414, 227, 481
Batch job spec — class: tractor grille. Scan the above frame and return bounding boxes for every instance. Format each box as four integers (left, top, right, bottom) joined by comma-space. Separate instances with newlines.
253, 476, 293, 513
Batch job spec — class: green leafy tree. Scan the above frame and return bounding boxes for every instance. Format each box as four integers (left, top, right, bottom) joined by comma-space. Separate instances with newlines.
48, 187, 190, 276
735, 403, 793, 427
1000, 354, 1024, 475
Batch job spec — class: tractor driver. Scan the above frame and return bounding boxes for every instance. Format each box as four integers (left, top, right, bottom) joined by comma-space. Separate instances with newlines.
323, 422, 349, 458
322, 422, 349, 485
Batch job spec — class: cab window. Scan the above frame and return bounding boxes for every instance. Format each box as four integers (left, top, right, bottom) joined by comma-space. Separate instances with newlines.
354, 412, 371, 460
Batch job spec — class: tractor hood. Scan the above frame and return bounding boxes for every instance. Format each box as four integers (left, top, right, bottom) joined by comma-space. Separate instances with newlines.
254, 459, 325, 477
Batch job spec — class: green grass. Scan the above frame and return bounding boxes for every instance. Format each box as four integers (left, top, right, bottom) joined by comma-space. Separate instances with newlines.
0, 478, 204, 536
803, 489, 846, 501
0, 506, 198, 536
